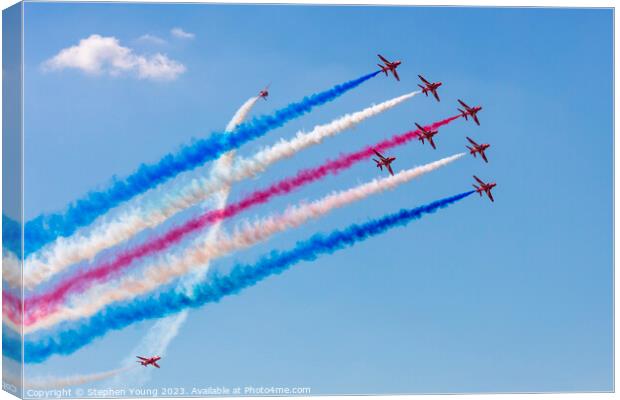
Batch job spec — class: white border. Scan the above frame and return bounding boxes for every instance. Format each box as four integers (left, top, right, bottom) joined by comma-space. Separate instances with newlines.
0, 1, 615, 400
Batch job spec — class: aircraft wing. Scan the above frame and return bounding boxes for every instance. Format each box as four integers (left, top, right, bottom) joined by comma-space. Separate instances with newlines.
481, 152, 488, 163
373, 149, 386, 160
392, 69, 400, 81
136, 356, 148, 361
418, 74, 430, 84
466, 137, 478, 146
429, 137, 436, 150
487, 191, 494, 202
153, 362, 161, 368
473, 175, 485, 185
377, 54, 390, 64
387, 164, 394, 176
458, 99, 470, 109
433, 90, 440, 102
473, 114, 480, 125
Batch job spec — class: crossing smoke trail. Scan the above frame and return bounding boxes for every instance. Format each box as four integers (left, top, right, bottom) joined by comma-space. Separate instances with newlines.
6, 115, 461, 325
6, 188, 474, 363
15, 154, 465, 333
12, 71, 380, 258
9, 91, 420, 290
110, 96, 257, 388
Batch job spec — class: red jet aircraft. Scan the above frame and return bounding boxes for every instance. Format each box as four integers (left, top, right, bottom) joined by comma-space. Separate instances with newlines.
466, 137, 490, 163
373, 149, 396, 176
458, 99, 482, 125
418, 75, 442, 102
377, 54, 402, 81
136, 356, 161, 368
258, 85, 270, 100
472, 176, 496, 202
415, 122, 439, 150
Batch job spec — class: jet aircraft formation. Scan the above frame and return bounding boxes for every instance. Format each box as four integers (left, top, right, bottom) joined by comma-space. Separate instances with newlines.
127, 55, 494, 373
374, 54, 496, 202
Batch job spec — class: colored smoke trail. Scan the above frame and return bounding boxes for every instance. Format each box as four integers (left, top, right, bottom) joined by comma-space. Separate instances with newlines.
9, 189, 474, 362
17, 154, 465, 333
2, 214, 21, 255
7, 114, 460, 326
13, 71, 380, 258
12, 91, 419, 290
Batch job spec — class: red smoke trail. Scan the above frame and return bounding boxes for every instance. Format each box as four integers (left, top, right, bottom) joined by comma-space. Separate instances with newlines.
6, 114, 462, 326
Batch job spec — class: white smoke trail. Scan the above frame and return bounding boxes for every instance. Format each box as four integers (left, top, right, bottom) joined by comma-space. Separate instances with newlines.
107, 312, 187, 388
20, 153, 463, 334
10, 91, 418, 290
3, 250, 20, 289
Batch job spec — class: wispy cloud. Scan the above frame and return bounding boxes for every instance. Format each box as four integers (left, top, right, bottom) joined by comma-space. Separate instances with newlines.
171, 27, 195, 39
43, 34, 186, 81
136, 34, 167, 45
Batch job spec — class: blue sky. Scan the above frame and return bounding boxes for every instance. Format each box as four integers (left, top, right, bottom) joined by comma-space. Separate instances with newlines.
15, 3, 613, 394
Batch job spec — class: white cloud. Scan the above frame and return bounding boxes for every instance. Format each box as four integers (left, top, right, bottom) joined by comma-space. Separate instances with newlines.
170, 27, 195, 39
43, 34, 186, 81
136, 34, 167, 45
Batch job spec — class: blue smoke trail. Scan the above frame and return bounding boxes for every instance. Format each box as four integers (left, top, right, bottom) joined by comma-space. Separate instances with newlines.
12, 71, 380, 257
6, 190, 474, 363
2, 214, 21, 255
